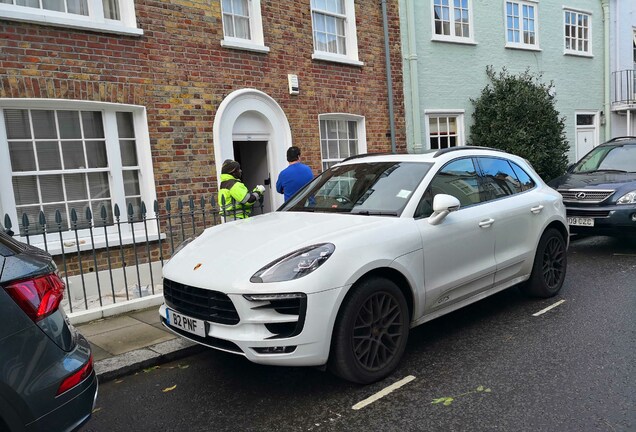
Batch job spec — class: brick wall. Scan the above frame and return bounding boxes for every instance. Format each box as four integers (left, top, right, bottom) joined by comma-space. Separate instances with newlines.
0, 0, 405, 206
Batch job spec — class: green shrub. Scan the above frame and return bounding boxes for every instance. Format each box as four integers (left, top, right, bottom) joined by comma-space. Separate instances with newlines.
470, 66, 569, 181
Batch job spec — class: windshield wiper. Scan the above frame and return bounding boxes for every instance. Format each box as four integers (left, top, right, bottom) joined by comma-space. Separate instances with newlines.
588, 169, 629, 173
291, 207, 350, 213
351, 210, 398, 216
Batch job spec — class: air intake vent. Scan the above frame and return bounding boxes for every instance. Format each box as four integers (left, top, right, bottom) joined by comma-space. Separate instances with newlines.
163, 279, 239, 325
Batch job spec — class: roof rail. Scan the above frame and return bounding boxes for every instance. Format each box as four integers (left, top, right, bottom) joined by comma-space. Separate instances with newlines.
341, 152, 395, 162
604, 136, 636, 144
433, 146, 507, 158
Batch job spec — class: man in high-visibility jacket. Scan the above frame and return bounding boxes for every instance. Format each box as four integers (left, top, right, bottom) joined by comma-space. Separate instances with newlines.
218, 159, 265, 219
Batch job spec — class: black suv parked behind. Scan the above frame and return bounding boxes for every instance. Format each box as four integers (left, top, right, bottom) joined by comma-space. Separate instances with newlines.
0, 228, 97, 432
549, 136, 636, 237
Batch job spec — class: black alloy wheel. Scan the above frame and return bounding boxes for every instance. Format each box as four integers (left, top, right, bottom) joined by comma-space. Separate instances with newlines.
522, 228, 567, 298
542, 235, 566, 290
353, 292, 404, 371
329, 277, 409, 384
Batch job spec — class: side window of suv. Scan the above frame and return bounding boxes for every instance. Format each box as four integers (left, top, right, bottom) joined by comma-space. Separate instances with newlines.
415, 158, 481, 218
509, 161, 536, 191
477, 157, 523, 201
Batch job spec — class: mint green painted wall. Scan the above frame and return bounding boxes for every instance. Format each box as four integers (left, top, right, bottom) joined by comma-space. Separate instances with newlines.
400, 0, 605, 162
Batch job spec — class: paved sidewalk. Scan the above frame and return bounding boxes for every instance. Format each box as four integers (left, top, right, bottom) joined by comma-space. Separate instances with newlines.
76, 306, 204, 382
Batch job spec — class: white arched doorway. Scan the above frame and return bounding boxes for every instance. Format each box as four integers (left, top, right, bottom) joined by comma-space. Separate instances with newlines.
213, 89, 292, 212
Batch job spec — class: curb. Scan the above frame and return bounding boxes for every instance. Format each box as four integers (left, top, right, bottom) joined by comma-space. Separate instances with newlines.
95, 338, 206, 383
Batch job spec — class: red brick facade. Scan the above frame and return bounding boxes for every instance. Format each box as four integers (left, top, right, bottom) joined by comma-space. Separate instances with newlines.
0, 0, 405, 204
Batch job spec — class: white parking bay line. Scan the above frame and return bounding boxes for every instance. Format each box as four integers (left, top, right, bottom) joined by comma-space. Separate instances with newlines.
351, 375, 416, 410
532, 299, 566, 317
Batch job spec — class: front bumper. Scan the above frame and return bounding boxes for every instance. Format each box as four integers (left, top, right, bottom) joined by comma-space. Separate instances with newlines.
566, 204, 636, 235
159, 285, 347, 367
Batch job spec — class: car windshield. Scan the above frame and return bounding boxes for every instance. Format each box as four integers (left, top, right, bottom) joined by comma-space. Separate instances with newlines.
280, 161, 433, 216
572, 144, 636, 173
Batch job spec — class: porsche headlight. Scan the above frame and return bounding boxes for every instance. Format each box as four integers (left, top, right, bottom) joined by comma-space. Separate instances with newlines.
617, 190, 636, 204
250, 243, 335, 283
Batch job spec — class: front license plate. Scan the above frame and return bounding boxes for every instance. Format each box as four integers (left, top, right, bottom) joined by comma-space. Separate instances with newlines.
167, 309, 205, 337
567, 217, 594, 227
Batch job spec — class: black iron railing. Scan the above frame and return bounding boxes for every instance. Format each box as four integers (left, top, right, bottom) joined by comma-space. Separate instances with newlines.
612, 69, 636, 105
2, 195, 264, 314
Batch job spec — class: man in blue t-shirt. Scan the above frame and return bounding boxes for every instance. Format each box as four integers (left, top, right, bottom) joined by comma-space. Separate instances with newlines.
276, 146, 314, 202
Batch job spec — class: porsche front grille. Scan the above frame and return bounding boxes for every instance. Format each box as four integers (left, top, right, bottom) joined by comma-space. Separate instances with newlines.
163, 279, 240, 325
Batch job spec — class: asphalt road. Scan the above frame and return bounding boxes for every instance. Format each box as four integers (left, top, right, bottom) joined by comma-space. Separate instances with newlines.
83, 235, 635, 432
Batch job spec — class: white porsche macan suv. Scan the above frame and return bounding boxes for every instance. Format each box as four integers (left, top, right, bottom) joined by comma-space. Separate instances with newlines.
160, 147, 568, 384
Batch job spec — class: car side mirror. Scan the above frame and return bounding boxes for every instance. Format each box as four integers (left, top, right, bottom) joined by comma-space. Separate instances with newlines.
566, 163, 575, 173
428, 194, 461, 226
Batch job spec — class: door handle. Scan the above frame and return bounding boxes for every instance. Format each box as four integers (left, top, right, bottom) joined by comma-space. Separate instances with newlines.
478, 218, 495, 228
530, 205, 544, 214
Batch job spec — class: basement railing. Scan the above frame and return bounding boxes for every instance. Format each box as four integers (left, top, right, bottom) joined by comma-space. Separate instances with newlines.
3, 196, 265, 314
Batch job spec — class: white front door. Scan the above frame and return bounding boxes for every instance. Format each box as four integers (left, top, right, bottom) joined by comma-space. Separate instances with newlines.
575, 112, 598, 160
576, 129, 595, 160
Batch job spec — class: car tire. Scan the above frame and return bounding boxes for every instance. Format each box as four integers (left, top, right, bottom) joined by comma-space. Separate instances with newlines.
522, 228, 567, 298
329, 277, 409, 384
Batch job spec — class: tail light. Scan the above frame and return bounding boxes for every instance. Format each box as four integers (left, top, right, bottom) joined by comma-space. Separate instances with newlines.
4, 273, 65, 322
57, 355, 93, 396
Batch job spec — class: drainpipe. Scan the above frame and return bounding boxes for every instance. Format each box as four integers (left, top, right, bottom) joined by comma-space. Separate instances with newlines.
381, 0, 397, 154
602, 0, 611, 140
404, 0, 423, 153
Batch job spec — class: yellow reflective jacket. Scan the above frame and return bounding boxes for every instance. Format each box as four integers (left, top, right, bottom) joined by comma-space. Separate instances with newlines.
218, 173, 257, 219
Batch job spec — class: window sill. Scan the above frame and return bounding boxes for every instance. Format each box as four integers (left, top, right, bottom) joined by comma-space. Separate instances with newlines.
221, 39, 270, 54
564, 51, 593, 58
312, 52, 364, 67
0, 8, 143, 36
431, 36, 477, 46
505, 44, 542, 52
21, 230, 166, 256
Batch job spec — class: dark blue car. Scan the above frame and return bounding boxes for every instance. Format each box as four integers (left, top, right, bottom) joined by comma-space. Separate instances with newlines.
549, 136, 636, 237
0, 229, 97, 432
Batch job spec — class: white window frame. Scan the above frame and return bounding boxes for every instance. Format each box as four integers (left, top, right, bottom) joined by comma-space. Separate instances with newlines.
0, 99, 157, 255
424, 110, 465, 150
563, 7, 592, 57
431, 0, 476, 45
318, 114, 367, 170
0, 0, 142, 36
220, 0, 269, 53
311, 0, 362, 66
504, 0, 540, 51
